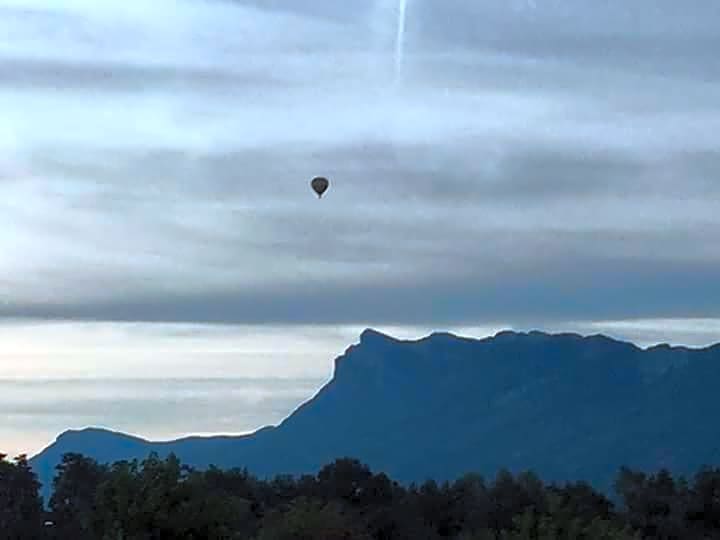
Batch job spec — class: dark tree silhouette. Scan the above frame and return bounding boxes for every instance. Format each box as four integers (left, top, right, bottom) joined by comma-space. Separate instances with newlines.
4, 448, 720, 539
49, 453, 108, 539
0, 454, 44, 538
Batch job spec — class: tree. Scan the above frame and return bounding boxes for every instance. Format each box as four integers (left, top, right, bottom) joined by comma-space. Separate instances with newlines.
170, 470, 255, 540
256, 498, 368, 540
50, 453, 108, 539
489, 469, 547, 533
687, 467, 720, 535
413, 479, 459, 536
547, 481, 615, 526
615, 467, 688, 538
0, 454, 45, 539
450, 474, 492, 535
32, 450, 720, 539
317, 458, 374, 503
91, 454, 256, 539
92, 459, 142, 539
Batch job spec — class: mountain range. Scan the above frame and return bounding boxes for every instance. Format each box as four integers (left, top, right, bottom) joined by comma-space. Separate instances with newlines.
30, 328, 720, 500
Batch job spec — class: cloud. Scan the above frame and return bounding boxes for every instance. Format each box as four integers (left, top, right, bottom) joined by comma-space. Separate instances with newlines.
0, 0, 719, 328
3, 250, 720, 326
0, 58, 284, 93
0, 376, 324, 455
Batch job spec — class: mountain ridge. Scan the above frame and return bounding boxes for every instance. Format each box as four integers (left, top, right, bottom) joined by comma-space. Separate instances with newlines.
30, 328, 720, 501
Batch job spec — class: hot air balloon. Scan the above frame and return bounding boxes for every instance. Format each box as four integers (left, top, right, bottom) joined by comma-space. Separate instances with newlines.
311, 176, 329, 198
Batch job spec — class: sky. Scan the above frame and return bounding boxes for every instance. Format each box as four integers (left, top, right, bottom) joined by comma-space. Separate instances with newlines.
1, 0, 719, 455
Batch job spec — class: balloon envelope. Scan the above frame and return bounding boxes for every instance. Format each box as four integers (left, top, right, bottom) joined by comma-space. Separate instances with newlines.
311, 176, 329, 198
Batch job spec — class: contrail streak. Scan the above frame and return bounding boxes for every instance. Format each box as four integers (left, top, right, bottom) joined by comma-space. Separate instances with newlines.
394, 0, 408, 87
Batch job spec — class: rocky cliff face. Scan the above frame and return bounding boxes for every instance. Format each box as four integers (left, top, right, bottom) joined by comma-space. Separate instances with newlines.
31, 329, 720, 501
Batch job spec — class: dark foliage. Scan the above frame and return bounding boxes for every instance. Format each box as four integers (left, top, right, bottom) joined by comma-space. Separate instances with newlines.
0, 454, 44, 539
4, 452, 720, 538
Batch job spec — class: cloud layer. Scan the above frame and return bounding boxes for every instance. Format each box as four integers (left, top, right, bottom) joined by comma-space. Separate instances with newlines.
1, 0, 719, 327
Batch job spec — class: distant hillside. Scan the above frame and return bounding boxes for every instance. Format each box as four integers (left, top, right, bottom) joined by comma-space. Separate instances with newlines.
31, 328, 720, 500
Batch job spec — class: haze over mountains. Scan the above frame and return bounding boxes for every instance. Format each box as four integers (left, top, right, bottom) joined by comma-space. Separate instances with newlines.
32, 328, 720, 499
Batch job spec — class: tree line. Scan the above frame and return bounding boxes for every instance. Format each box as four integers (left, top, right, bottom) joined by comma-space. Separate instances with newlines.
2, 451, 720, 539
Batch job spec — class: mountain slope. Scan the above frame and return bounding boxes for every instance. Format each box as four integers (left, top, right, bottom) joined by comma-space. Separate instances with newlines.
31, 329, 720, 499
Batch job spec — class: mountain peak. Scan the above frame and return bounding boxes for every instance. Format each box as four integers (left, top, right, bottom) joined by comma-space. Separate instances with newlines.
30, 329, 720, 501
56, 428, 145, 444
493, 329, 524, 340
333, 329, 398, 374
359, 328, 398, 345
